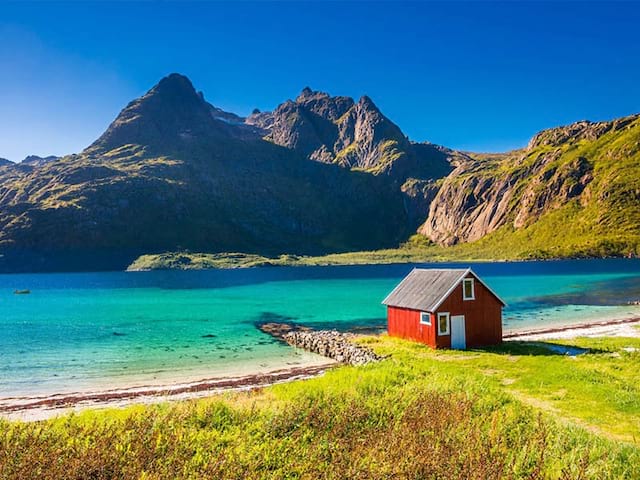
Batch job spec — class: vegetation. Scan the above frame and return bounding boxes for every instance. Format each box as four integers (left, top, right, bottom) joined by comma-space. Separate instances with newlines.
2, 335, 640, 479
126, 229, 638, 271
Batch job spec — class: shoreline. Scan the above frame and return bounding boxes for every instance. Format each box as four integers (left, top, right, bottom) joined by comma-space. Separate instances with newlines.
504, 316, 640, 341
3, 316, 639, 422
0, 361, 336, 422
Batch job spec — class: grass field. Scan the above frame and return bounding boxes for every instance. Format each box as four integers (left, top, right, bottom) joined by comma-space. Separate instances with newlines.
1, 335, 639, 479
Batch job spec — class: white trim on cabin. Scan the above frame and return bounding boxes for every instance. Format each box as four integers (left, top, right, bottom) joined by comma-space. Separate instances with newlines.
463, 278, 475, 301
419, 312, 431, 326
436, 312, 450, 336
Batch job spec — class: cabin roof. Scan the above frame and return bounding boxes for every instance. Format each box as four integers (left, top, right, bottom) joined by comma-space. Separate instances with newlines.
381, 268, 506, 312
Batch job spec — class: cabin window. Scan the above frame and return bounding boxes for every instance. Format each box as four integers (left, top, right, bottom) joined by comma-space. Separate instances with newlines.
420, 312, 431, 325
463, 278, 475, 300
437, 312, 450, 336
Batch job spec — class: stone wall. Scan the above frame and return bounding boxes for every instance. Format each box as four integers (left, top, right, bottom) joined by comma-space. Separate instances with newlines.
283, 330, 380, 365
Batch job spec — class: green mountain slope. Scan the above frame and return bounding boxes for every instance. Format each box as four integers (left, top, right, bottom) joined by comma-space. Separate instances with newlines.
418, 114, 640, 258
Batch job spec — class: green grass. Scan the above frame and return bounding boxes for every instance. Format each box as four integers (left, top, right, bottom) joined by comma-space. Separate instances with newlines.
2, 335, 640, 479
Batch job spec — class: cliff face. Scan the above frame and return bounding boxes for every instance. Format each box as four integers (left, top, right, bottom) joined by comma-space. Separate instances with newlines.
419, 115, 640, 249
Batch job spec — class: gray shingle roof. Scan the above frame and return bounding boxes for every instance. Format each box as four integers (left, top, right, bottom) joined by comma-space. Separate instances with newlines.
382, 268, 472, 312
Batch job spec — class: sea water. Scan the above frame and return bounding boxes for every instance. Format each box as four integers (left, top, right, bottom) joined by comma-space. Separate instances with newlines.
1, 259, 639, 398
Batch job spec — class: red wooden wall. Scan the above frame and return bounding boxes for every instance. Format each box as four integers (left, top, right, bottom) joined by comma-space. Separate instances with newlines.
387, 273, 502, 349
387, 306, 437, 348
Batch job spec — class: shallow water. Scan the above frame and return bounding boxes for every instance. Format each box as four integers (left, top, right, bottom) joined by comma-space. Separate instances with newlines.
1, 259, 639, 397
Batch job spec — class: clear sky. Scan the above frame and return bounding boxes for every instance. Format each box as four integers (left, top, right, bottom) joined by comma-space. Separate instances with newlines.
1, 1, 639, 161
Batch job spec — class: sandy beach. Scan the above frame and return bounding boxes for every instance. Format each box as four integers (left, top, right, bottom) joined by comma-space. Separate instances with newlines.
0, 359, 336, 422
504, 316, 640, 341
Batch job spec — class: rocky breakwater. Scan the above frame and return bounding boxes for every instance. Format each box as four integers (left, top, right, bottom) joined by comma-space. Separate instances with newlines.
283, 329, 381, 366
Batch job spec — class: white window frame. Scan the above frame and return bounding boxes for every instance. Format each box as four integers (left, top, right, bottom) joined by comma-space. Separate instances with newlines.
463, 278, 475, 301
437, 312, 450, 336
420, 311, 431, 325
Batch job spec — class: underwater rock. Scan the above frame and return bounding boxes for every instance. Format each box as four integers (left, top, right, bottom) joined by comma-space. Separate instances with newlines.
256, 321, 312, 339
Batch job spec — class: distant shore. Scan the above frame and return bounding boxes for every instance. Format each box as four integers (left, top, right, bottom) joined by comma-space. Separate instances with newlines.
125, 250, 640, 272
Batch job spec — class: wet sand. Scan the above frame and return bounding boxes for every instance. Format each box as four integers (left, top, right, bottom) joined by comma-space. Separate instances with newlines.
0, 360, 336, 422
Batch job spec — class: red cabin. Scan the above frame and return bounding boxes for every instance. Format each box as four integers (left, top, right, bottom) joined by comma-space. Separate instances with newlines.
382, 268, 505, 349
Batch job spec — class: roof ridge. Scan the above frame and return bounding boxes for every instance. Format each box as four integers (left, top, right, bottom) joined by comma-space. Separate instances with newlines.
382, 267, 505, 311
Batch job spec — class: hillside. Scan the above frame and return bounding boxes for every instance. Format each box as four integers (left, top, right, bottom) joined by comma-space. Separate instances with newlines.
0, 75, 421, 272
420, 114, 640, 258
0, 73, 639, 272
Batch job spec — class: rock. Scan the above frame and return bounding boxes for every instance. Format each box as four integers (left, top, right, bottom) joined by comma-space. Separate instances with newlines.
21, 155, 59, 166
256, 322, 311, 339
245, 86, 456, 182
282, 329, 381, 366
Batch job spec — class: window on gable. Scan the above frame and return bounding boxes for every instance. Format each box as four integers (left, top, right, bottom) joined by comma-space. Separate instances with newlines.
437, 312, 450, 336
463, 278, 475, 300
420, 312, 431, 325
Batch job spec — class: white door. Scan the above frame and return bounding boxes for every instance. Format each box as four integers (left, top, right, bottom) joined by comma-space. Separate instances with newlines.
450, 315, 466, 350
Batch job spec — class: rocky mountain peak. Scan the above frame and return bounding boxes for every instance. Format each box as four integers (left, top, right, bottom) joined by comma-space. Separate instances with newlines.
298, 86, 313, 98
84, 73, 229, 155
296, 87, 330, 103
357, 95, 379, 112
151, 73, 200, 100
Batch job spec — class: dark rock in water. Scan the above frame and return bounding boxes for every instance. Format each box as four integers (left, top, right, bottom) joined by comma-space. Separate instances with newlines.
112, 332, 126, 336
13, 289, 31, 294
201, 334, 217, 338
257, 321, 312, 339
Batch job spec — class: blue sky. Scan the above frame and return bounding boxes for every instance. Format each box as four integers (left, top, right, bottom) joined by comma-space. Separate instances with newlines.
1, 1, 639, 161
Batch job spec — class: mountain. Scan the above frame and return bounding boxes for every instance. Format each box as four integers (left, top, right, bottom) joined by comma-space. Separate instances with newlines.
0, 73, 638, 272
0, 74, 413, 271
419, 114, 640, 257
0, 158, 13, 167
246, 87, 457, 182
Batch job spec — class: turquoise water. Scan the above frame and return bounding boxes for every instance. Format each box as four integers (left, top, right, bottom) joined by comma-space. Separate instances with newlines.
1, 259, 639, 398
